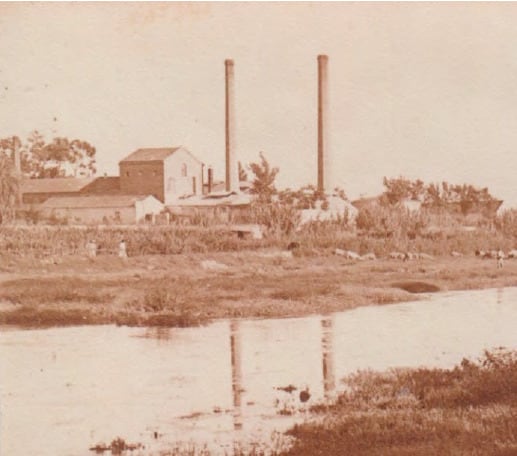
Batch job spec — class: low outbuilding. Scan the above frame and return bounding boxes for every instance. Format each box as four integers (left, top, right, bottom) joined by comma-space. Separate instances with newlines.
39, 195, 164, 225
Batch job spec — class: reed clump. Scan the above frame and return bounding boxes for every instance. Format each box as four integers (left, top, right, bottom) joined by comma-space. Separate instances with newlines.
284, 350, 517, 456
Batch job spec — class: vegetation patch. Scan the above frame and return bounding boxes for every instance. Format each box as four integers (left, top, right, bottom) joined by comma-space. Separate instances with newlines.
0, 306, 103, 327
284, 350, 517, 456
0, 277, 115, 304
391, 281, 441, 293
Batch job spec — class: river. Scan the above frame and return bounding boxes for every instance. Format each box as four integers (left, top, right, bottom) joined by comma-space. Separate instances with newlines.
0, 287, 516, 455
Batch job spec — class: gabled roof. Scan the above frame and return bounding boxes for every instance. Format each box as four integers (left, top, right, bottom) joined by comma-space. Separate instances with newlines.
120, 146, 204, 165
120, 147, 182, 163
40, 195, 159, 209
20, 178, 96, 194
80, 176, 121, 195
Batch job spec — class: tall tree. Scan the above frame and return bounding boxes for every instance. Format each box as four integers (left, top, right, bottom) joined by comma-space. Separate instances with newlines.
248, 152, 279, 202
0, 154, 19, 223
382, 176, 425, 205
0, 136, 22, 168
238, 161, 248, 182
0, 131, 96, 178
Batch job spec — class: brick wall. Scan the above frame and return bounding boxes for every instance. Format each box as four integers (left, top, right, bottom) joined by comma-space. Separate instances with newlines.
119, 162, 164, 201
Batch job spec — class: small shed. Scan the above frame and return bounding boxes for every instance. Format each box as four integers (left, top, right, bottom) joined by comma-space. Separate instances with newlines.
168, 192, 252, 223
39, 195, 164, 224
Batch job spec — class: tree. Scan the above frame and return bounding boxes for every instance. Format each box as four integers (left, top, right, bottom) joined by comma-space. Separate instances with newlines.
382, 176, 425, 205
383, 176, 499, 216
0, 135, 22, 159
0, 154, 19, 223
238, 161, 248, 182
248, 152, 279, 202
0, 131, 97, 178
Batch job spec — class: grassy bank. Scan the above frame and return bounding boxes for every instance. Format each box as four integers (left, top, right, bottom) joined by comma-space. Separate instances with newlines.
152, 350, 517, 455
283, 349, 517, 456
154, 350, 517, 455
1, 251, 517, 327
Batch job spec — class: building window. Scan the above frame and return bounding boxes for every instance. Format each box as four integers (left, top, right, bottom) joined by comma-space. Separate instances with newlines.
126, 171, 130, 177
181, 163, 187, 177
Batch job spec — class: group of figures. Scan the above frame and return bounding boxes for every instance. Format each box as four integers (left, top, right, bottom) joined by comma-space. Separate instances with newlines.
475, 248, 516, 269
86, 239, 127, 259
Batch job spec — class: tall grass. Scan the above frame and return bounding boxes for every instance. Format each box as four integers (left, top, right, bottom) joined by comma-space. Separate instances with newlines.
284, 350, 517, 456
1, 202, 516, 258
0, 225, 272, 257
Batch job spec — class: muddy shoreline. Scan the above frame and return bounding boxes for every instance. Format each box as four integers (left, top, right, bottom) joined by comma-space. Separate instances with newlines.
1, 250, 516, 328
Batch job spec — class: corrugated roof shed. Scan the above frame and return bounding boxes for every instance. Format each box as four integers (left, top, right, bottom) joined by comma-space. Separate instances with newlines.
20, 178, 96, 194
120, 147, 181, 163
41, 195, 152, 209
169, 193, 252, 207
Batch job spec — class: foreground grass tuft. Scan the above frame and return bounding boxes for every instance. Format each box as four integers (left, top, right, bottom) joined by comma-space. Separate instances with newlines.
284, 350, 517, 456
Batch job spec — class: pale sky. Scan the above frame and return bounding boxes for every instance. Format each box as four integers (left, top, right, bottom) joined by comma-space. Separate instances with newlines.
1, 2, 517, 206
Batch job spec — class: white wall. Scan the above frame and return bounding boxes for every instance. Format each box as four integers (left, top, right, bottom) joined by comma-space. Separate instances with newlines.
163, 147, 203, 204
42, 206, 136, 224
135, 196, 164, 221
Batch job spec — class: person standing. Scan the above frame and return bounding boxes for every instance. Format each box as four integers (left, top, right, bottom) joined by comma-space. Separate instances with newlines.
118, 239, 128, 259
497, 249, 504, 269
86, 240, 97, 259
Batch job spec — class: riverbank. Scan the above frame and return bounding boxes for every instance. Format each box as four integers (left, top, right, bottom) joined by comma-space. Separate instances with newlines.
282, 349, 517, 456
1, 250, 517, 327
155, 350, 517, 455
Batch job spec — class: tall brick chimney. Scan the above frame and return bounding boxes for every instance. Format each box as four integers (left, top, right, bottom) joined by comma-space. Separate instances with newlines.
317, 54, 329, 194
207, 166, 214, 194
225, 59, 239, 193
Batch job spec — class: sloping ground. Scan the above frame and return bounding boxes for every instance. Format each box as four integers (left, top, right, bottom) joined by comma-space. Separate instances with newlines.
1, 253, 517, 327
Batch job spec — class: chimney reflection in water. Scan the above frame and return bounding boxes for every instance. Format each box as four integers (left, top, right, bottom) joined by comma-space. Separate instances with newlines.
321, 317, 335, 398
230, 319, 243, 430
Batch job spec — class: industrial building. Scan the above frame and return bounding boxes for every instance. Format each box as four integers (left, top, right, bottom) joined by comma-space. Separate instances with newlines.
39, 195, 164, 225
15, 55, 342, 226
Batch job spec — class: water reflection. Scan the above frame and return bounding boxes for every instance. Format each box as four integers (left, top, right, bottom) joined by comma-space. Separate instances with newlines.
321, 316, 335, 399
1, 287, 517, 456
230, 320, 243, 430
497, 287, 504, 304
143, 326, 173, 343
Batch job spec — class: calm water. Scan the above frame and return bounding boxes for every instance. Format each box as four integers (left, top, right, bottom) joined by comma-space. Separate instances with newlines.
1, 287, 516, 455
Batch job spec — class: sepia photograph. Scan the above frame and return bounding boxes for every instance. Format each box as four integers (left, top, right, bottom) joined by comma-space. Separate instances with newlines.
0, 2, 516, 455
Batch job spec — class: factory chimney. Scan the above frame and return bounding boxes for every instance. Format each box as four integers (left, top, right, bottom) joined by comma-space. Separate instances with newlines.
225, 59, 239, 193
207, 166, 214, 194
317, 54, 329, 194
